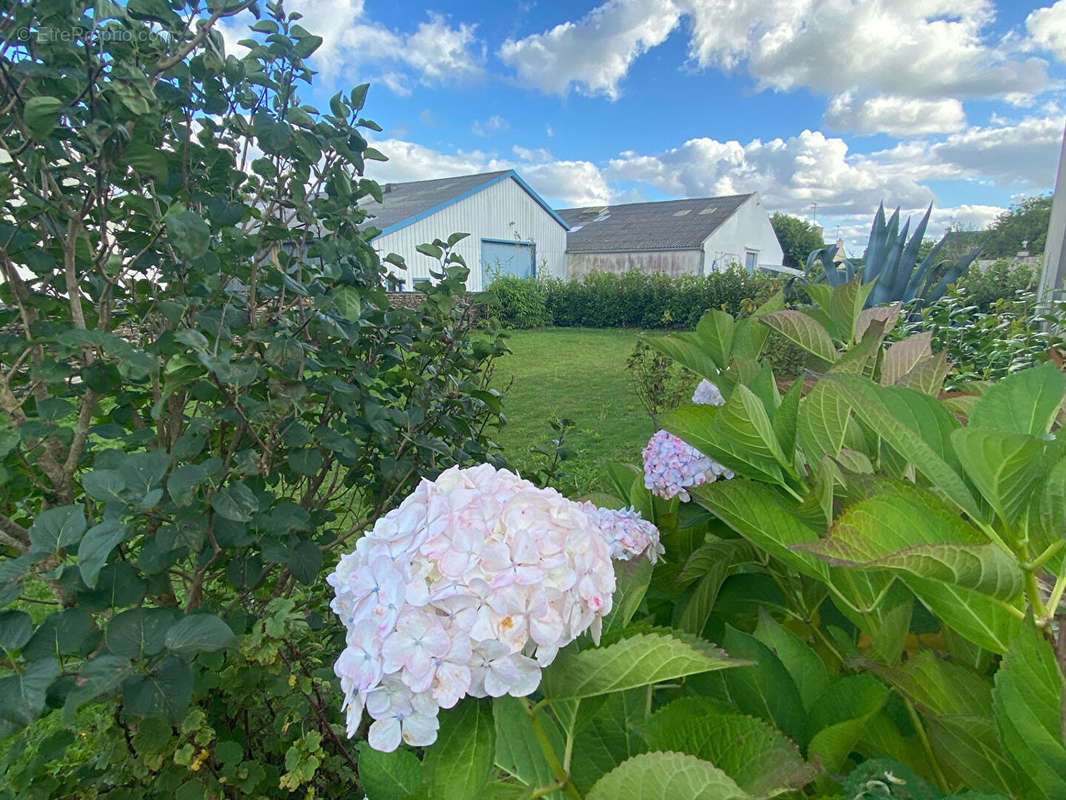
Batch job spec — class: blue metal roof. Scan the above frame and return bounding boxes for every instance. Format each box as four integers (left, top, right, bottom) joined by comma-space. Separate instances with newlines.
363, 170, 570, 238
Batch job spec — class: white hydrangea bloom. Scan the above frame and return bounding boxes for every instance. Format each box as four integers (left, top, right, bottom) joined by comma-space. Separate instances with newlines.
328, 464, 662, 751
692, 379, 725, 406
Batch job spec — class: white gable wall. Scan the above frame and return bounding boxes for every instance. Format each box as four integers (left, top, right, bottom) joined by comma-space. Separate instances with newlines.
701, 194, 784, 272
371, 177, 567, 292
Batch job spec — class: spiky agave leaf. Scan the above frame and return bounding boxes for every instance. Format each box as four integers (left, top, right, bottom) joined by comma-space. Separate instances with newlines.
892, 203, 932, 299
923, 246, 983, 303
901, 235, 948, 303
864, 203, 888, 283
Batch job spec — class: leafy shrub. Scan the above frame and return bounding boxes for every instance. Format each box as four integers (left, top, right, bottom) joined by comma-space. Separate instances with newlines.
953, 258, 1036, 310
481, 275, 553, 329
625, 340, 695, 423
638, 277, 1066, 799
900, 289, 1066, 389
488, 268, 784, 329
0, 3, 506, 797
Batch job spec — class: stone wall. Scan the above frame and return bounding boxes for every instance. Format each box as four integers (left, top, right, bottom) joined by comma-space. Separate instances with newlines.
385, 291, 427, 309
385, 291, 484, 309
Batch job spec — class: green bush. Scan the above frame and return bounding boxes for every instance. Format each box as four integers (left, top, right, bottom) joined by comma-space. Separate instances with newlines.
625, 341, 696, 424
0, 4, 507, 798
899, 289, 1066, 389
953, 258, 1036, 310
482, 275, 552, 329
488, 268, 784, 329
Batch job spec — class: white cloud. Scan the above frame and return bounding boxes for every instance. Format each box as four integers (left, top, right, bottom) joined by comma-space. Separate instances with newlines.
472, 115, 510, 136
605, 129, 934, 217
401, 13, 482, 82
1027, 1, 1066, 63
361, 139, 507, 185
520, 160, 612, 206
499, 0, 681, 99
870, 114, 1065, 188
360, 139, 610, 206
219, 1, 482, 91
824, 93, 967, 136
499, 0, 1050, 113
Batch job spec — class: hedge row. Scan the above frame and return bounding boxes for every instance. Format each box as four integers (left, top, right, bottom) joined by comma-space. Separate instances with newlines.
482, 268, 786, 329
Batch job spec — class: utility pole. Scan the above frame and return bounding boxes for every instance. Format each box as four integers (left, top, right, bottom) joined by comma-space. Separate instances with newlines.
1039, 123, 1066, 304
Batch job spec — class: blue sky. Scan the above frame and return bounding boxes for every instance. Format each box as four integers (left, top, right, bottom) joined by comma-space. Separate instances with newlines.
220, 0, 1066, 249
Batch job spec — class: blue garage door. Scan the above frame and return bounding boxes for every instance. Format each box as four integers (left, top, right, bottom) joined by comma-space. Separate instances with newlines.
481, 239, 534, 286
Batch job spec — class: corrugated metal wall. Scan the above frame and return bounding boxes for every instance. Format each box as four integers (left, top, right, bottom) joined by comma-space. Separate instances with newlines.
371, 177, 568, 292
566, 250, 701, 280
563, 194, 784, 279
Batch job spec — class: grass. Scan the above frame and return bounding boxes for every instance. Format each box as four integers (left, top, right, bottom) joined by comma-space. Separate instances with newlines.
491, 328, 655, 497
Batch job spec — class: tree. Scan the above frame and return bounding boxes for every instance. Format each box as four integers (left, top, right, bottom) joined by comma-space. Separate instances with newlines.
983, 194, 1052, 257
0, 1, 507, 795
770, 212, 824, 267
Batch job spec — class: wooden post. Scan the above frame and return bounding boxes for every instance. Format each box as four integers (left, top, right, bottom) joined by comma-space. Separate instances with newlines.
1039, 123, 1066, 303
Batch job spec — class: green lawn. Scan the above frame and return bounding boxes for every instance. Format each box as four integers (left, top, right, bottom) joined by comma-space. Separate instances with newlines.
491, 328, 655, 497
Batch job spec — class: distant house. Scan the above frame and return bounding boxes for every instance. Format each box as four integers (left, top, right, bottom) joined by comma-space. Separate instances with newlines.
557, 193, 784, 280
359, 170, 569, 292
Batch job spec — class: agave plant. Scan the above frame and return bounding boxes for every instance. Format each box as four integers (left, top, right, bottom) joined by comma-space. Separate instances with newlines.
806, 203, 982, 307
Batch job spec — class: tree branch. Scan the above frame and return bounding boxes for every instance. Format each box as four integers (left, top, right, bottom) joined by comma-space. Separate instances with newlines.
0, 513, 30, 552
149, 3, 254, 80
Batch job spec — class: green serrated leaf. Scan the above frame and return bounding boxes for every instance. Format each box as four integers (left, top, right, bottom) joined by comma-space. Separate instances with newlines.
492, 697, 561, 796
753, 611, 829, 714
807, 673, 889, 772
759, 310, 837, 363
542, 630, 741, 700
970, 362, 1066, 436
827, 375, 981, 520
992, 617, 1066, 798
951, 428, 1045, 525
423, 698, 494, 800
358, 741, 424, 800
711, 625, 807, 746
585, 752, 750, 800
693, 480, 829, 582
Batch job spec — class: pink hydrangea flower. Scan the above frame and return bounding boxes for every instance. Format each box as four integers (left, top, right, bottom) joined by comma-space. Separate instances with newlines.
583, 505, 666, 563
327, 464, 662, 752
641, 379, 734, 501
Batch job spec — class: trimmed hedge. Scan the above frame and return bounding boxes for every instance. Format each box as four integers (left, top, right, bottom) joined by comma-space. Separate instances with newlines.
484, 268, 785, 329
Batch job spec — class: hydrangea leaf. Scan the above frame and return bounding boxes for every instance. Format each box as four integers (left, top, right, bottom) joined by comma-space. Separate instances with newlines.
585, 752, 751, 800
542, 630, 743, 701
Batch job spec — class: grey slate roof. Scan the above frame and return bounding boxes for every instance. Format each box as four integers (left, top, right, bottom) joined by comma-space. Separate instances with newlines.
359, 170, 511, 234
558, 194, 753, 253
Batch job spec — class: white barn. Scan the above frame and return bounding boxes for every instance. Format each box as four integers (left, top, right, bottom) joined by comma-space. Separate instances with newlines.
558, 193, 784, 279
360, 170, 569, 292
